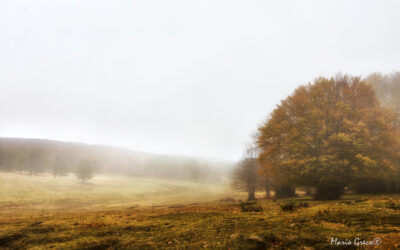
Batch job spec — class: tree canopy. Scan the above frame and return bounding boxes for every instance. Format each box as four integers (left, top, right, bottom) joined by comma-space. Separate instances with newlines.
257, 76, 399, 199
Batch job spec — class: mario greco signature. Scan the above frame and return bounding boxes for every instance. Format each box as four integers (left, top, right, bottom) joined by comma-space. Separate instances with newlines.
330, 237, 382, 246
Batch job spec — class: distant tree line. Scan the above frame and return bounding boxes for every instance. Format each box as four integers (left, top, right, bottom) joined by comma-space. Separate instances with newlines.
0, 139, 231, 183
232, 72, 400, 200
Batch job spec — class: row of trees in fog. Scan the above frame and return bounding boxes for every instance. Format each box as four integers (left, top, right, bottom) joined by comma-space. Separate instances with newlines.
233, 72, 400, 200
0, 139, 230, 183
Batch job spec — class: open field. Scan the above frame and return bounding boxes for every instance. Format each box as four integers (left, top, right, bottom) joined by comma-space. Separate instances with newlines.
0, 173, 244, 214
1, 173, 400, 249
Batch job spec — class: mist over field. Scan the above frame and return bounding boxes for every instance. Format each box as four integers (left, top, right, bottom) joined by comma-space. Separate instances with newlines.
2, 0, 400, 160
1, 0, 400, 249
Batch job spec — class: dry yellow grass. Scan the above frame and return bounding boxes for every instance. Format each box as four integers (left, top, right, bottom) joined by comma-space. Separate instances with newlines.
1, 172, 400, 249
0, 172, 246, 213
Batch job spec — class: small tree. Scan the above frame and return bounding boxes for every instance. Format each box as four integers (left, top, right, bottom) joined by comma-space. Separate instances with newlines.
51, 157, 68, 177
186, 158, 207, 182
27, 147, 45, 176
76, 160, 94, 183
231, 146, 262, 201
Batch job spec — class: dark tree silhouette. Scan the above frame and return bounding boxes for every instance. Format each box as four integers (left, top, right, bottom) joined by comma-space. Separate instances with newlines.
76, 160, 95, 183
231, 146, 262, 201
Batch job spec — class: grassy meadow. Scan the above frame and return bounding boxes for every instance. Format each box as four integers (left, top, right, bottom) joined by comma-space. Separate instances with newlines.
0, 173, 243, 213
1, 173, 400, 249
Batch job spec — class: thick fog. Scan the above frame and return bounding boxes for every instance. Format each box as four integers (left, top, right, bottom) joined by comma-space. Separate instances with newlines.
1, 0, 399, 160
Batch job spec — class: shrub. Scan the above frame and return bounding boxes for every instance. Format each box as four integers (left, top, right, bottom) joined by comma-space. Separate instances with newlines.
352, 178, 388, 194
297, 201, 309, 208
354, 198, 369, 203
280, 201, 295, 211
240, 201, 263, 212
314, 183, 344, 200
220, 197, 236, 202
385, 202, 400, 210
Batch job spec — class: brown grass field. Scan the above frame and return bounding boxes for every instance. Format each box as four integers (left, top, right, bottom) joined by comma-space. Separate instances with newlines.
1, 173, 400, 249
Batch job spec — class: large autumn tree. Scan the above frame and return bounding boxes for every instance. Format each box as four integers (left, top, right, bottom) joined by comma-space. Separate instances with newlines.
257, 76, 399, 200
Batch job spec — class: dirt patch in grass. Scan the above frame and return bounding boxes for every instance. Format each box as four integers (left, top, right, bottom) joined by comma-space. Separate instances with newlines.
0, 233, 25, 247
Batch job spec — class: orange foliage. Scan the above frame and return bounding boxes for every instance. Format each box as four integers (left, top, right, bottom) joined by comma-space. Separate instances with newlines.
257, 76, 399, 189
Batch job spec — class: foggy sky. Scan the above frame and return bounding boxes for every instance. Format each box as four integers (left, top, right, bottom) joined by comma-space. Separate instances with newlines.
1, 0, 399, 160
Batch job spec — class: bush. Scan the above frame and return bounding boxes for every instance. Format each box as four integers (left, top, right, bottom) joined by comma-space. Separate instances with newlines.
314, 183, 344, 200
297, 201, 309, 208
280, 201, 295, 211
240, 201, 263, 212
352, 178, 388, 194
219, 197, 236, 202
354, 198, 369, 203
385, 202, 400, 210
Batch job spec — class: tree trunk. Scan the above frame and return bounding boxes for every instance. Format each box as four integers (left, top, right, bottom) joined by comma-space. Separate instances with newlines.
247, 184, 256, 200
274, 185, 296, 198
265, 184, 271, 199
305, 187, 312, 195
248, 190, 255, 201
